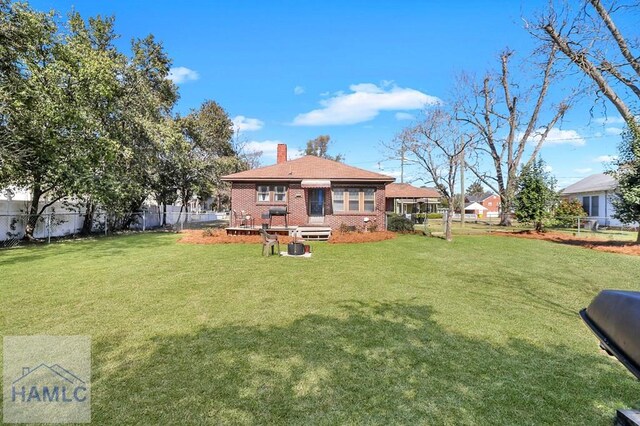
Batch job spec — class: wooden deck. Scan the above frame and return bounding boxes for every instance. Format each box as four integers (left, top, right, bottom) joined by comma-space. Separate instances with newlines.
225, 225, 332, 240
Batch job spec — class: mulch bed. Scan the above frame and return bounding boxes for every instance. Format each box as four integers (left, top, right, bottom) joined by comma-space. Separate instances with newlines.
498, 230, 640, 256
327, 230, 396, 244
177, 229, 396, 245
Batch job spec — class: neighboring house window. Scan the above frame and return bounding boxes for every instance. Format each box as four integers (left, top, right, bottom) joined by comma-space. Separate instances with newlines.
582, 197, 590, 215
333, 189, 344, 212
582, 195, 600, 216
591, 195, 599, 216
256, 185, 287, 203
333, 188, 376, 212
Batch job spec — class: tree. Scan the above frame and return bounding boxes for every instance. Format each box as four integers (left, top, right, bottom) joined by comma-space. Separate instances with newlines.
608, 126, 640, 243
394, 108, 471, 241
80, 33, 178, 233
457, 49, 570, 226
304, 135, 343, 162
554, 198, 587, 227
0, 4, 124, 238
165, 100, 238, 221
535, 0, 640, 242
536, 0, 639, 130
514, 158, 558, 232
466, 180, 485, 197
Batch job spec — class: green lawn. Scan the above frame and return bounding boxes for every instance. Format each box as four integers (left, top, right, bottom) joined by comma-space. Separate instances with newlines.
1, 233, 639, 424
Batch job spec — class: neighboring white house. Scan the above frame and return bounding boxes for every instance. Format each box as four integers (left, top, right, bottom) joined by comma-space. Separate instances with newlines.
560, 173, 624, 227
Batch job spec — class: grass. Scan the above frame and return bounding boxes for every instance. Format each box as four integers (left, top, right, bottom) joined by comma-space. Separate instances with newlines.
1, 232, 639, 424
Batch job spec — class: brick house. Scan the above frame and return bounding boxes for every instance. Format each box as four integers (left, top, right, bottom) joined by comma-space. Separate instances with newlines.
221, 144, 394, 231
465, 192, 500, 217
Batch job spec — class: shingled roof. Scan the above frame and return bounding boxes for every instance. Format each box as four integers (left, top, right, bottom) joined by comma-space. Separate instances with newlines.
385, 183, 441, 198
222, 155, 395, 182
466, 192, 496, 203
561, 173, 617, 194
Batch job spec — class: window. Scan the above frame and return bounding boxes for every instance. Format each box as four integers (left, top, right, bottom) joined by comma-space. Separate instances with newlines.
333, 188, 376, 213
591, 196, 599, 217
582, 197, 590, 215
333, 189, 344, 212
257, 186, 270, 202
256, 185, 287, 203
348, 189, 360, 211
363, 188, 375, 212
274, 186, 286, 202
582, 195, 600, 216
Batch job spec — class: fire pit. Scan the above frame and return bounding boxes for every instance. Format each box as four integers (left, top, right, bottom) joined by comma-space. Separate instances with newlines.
287, 242, 304, 256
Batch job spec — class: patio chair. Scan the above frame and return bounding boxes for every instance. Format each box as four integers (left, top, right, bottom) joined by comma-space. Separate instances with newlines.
259, 229, 280, 256
232, 210, 243, 227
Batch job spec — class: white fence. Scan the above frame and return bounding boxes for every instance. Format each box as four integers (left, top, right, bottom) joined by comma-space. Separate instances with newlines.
0, 203, 229, 246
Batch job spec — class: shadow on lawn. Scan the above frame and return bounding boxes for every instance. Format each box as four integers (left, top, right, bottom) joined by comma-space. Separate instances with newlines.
93, 301, 638, 425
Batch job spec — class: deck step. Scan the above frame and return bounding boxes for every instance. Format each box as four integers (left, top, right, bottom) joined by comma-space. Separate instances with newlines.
296, 227, 332, 241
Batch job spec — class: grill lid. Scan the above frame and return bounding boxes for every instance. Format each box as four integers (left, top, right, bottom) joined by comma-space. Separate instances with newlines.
581, 290, 640, 379
269, 207, 288, 215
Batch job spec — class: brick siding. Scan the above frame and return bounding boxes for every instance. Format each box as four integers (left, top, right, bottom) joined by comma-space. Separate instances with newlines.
230, 182, 387, 230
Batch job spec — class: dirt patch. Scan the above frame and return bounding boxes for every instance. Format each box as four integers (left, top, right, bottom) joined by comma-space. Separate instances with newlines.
498, 230, 640, 256
177, 229, 397, 245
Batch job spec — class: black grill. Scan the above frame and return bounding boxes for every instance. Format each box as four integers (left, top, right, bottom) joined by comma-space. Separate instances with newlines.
268, 207, 288, 216
268, 207, 288, 227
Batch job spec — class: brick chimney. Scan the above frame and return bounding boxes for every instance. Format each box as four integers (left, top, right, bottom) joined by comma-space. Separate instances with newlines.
277, 144, 288, 164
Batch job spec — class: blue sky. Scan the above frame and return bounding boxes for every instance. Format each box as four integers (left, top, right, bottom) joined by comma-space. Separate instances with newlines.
32, 0, 627, 190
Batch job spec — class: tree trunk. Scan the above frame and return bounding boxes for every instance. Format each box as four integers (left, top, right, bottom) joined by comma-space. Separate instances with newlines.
445, 204, 454, 242
499, 197, 512, 226
24, 185, 43, 240
162, 203, 167, 227
81, 203, 95, 235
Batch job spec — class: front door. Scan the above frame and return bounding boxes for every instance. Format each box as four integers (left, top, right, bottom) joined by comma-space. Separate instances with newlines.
309, 189, 325, 220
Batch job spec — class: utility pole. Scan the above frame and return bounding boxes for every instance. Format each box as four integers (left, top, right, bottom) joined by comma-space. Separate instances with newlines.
400, 143, 405, 184
460, 140, 465, 228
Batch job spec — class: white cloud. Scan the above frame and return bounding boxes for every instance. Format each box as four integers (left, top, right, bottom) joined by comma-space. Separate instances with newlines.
395, 112, 415, 121
380, 170, 403, 178
605, 126, 623, 135
294, 86, 305, 95
523, 127, 586, 146
243, 141, 282, 159
244, 141, 303, 161
594, 155, 618, 163
167, 67, 199, 84
543, 165, 553, 173
594, 116, 625, 125
232, 115, 264, 132
574, 168, 593, 174
292, 83, 441, 126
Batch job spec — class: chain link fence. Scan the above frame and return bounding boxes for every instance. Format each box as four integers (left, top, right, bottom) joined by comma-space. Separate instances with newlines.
547, 216, 639, 234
